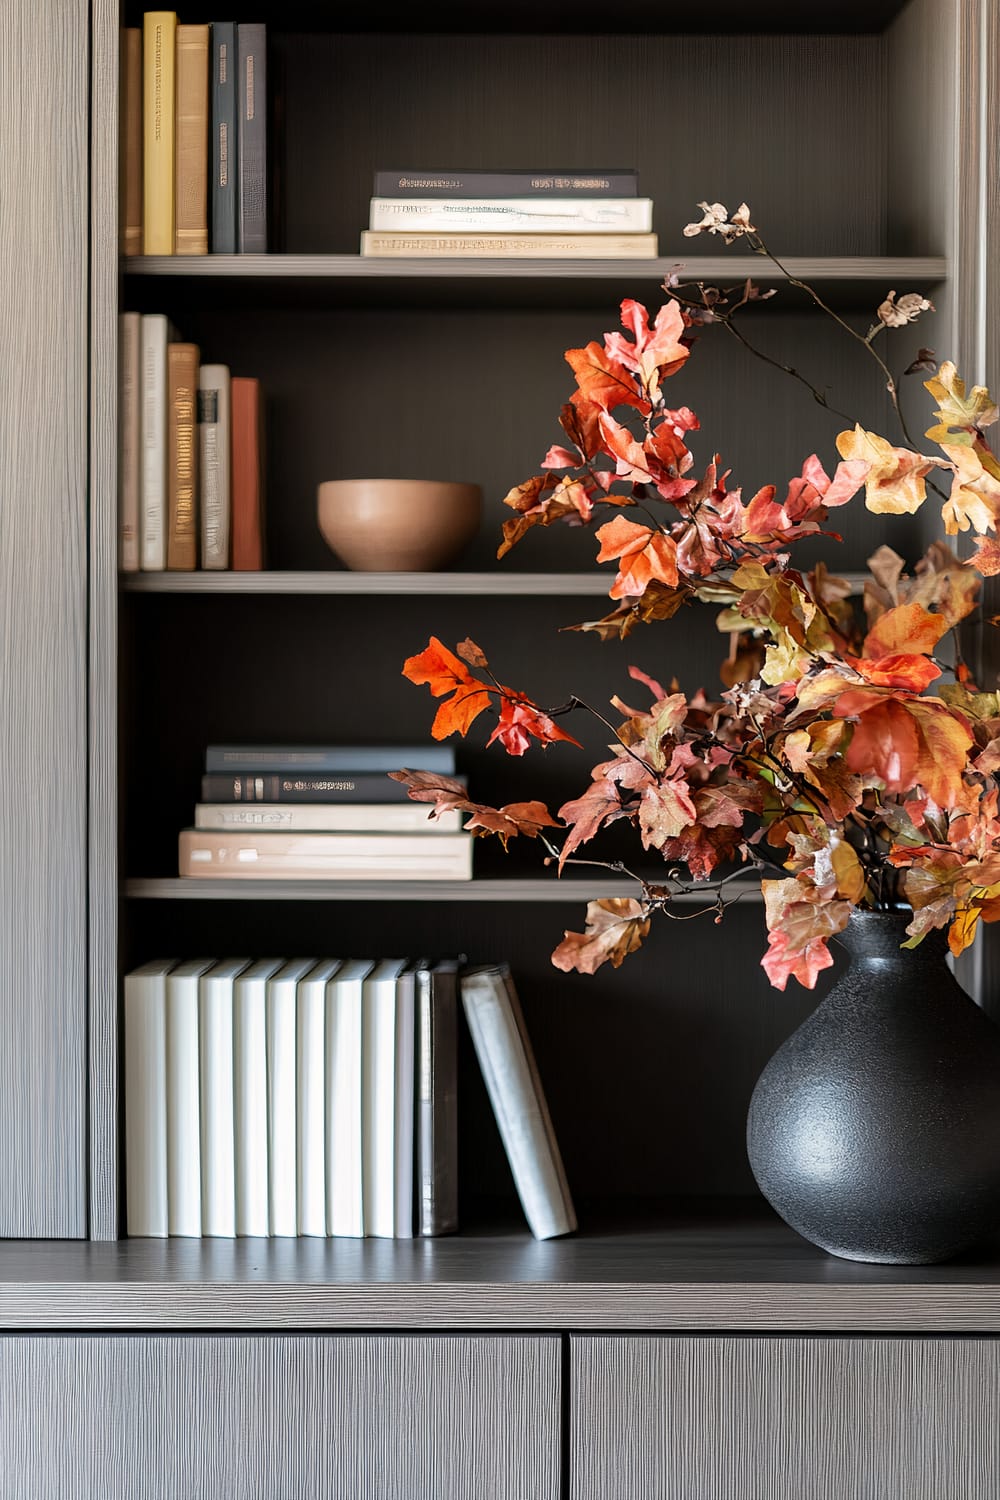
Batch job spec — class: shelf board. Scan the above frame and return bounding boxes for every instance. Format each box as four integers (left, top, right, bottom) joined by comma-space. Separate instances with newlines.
124, 876, 764, 903
122, 255, 948, 311
2, 1200, 999, 1330
121, 570, 869, 596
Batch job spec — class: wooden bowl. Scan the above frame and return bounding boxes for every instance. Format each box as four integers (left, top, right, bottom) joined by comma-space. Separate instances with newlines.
317, 478, 482, 571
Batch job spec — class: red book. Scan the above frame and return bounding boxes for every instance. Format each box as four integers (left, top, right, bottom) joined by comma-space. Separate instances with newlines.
230, 376, 265, 570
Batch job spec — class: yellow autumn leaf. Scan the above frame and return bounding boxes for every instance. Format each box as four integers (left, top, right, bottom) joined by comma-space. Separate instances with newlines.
835, 425, 940, 515
924, 360, 999, 445
939, 443, 1000, 534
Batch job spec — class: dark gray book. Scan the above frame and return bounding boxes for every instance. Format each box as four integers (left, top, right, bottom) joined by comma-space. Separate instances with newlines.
374, 169, 639, 197
415, 958, 460, 1237
460, 964, 577, 1240
236, 23, 267, 252
204, 743, 456, 774
200, 772, 453, 803
211, 22, 237, 253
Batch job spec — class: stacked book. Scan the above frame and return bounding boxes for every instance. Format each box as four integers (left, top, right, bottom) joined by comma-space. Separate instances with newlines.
119, 314, 264, 571
361, 168, 658, 259
124, 14, 269, 256
180, 743, 474, 880
125, 956, 577, 1241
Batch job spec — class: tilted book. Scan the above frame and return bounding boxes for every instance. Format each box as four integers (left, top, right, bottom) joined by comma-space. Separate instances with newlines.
118, 312, 141, 572
167, 342, 200, 570
361, 231, 658, 259
178, 829, 474, 880
199, 957, 249, 1237
362, 958, 414, 1238
415, 958, 460, 1237
165, 957, 217, 1236
233, 957, 284, 1236
266, 957, 315, 1236
231, 376, 265, 569
205, 743, 456, 774
199, 364, 231, 569
142, 11, 176, 254
236, 23, 267, 252
122, 29, 143, 255
123, 959, 173, 1237
326, 959, 373, 1238
460, 964, 577, 1240
368, 197, 653, 233
195, 802, 463, 833
174, 24, 210, 255
211, 22, 237, 253
199, 772, 437, 804
373, 169, 639, 197
298, 959, 339, 1237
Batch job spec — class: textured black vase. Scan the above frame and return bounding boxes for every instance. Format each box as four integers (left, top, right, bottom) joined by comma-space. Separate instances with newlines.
747, 908, 1000, 1263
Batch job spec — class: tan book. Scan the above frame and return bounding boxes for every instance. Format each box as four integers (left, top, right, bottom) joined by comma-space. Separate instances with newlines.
142, 12, 176, 255
167, 343, 199, 569
360, 230, 659, 259
122, 29, 142, 255
179, 829, 474, 880
231, 376, 265, 570
194, 803, 464, 833
175, 24, 210, 255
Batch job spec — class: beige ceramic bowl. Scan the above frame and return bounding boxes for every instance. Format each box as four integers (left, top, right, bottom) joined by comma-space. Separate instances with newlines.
317, 478, 482, 571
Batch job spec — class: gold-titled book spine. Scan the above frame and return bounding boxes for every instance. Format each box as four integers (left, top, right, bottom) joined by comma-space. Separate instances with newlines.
123, 29, 143, 255
360, 230, 659, 259
167, 343, 199, 570
143, 11, 176, 254
175, 24, 210, 255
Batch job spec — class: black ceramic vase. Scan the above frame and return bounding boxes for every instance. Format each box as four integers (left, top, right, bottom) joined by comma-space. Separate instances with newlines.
747, 907, 1000, 1263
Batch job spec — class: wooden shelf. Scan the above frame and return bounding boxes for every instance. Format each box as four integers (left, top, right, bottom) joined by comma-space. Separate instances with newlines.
121, 570, 869, 596
124, 876, 765, 903
3, 1200, 999, 1330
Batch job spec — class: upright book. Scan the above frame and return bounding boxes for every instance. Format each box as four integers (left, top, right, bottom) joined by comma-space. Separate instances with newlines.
166, 341, 200, 569
326, 959, 372, 1238
122, 28, 143, 255
415, 958, 460, 1237
199, 363, 231, 568
165, 957, 216, 1236
298, 958, 339, 1237
374, 169, 639, 197
231, 376, 265, 568
362, 957, 415, 1238
233, 956, 284, 1235
266, 957, 315, 1235
174, 24, 210, 254
236, 23, 267, 252
460, 964, 577, 1240
123, 959, 173, 1238
211, 22, 237, 252
142, 11, 176, 255
199, 957, 249, 1237
139, 312, 173, 570
118, 311, 141, 572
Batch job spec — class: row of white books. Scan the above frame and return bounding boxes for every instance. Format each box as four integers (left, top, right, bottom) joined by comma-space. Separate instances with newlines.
124, 956, 576, 1241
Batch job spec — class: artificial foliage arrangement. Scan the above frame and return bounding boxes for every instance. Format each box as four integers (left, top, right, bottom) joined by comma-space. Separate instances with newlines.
396, 202, 1000, 992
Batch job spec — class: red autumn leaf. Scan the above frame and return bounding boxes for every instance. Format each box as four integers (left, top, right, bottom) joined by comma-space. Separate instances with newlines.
551, 897, 651, 974
464, 800, 561, 849
595, 516, 679, 597
388, 769, 476, 814
598, 413, 657, 484
834, 687, 973, 808
862, 601, 950, 659
564, 341, 648, 414
557, 771, 629, 869
486, 692, 583, 757
401, 637, 493, 740
760, 928, 838, 991
638, 778, 698, 849
603, 299, 690, 404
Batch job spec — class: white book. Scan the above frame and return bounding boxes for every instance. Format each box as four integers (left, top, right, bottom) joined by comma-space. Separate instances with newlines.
139, 313, 172, 571
362, 957, 412, 1238
267, 957, 315, 1236
123, 959, 173, 1237
394, 963, 416, 1241
326, 959, 373, 1239
460, 964, 577, 1240
178, 828, 474, 880
194, 802, 463, 834
368, 195, 653, 233
199, 957, 249, 1237
233, 957, 284, 1236
166, 957, 217, 1236
198, 363, 231, 569
297, 959, 339, 1236
118, 312, 141, 572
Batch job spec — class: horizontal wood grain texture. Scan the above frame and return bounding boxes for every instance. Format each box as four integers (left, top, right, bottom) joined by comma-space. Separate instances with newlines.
123, 876, 764, 902
0, 1334, 560, 1500
120, 569, 871, 595
571, 1335, 1000, 1500
0, 0, 86, 1234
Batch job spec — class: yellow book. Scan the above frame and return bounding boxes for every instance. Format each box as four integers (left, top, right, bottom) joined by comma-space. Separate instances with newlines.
143, 11, 176, 255
167, 343, 200, 570
174, 24, 210, 255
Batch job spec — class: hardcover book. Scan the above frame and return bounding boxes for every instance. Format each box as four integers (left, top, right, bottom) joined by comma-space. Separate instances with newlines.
198, 363, 231, 568
205, 743, 456, 774
415, 958, 460, 1237
362, 958, 414, 1239
211, 22, 237, 253
460, 964, 577, 1240
297, 959, 339, 1237
142, 11, 176, 254
368, 197, 653, 234
118, 312, 141, 572
236, 23, 267, 252
373, 169, 639, 197
325, 959, 372, 1238
167, 342, 200, 569
122, 28, 143, 255
233, 957, 284, 1235
165, 957, 216, 1236
174, 24, 210, 255
178, 829, 474, 880
139, 313, 174, 570
123, 959, 173, 1238
195, 802, 463, 833
199, 957, 249, 1237
199, 772, 431, 804
360, 231, 658, 258
266, 957, 315, 1236
231, 375, 265, 569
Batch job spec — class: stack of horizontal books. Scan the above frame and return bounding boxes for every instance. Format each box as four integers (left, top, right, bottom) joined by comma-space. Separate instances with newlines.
124, 956, 577, 1241
361, 168, 658, 259
180, 743, 474, 880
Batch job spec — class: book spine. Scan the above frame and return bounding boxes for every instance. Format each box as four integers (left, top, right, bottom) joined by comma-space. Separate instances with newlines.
230, 376, 265, 569
233, 969, 272, 1235
200, 773, 418, 803
174, 24, 210, 255
211, 22, 237, 253
199, 972, 237, 1237
416, 964, 459, 1237
266, 976, 298, 1236
167, 342, 200, 570
236, 24, 267, 252
368, 198, 653, 233
362, 974, 398, 1237
199, 364, 231, 568
394, 969, 415, 1240
297, 973, 328, 1236
123, 28, 143, 255
361, 231, 658, 259
178, 829, 474, 880
326, 972, 366, 1238
123, 969, 169, 1237
139, 314, 169, 570
194, 802, 462, 833
118, 312, 141, 572
142, 12, 176, 255
205, 743, 455, 773
373, 169, 639, 197
166, 970, 203, 1236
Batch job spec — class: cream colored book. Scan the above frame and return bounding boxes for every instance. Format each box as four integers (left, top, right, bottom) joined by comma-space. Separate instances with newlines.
175, 24, 210, 254
194, 802, 462, 833
142, 12, 176, 255
123, 959, 173, 1237
165, 957, 216, 1236
118, 312, 141, 572
360, 230, 658, 259
179, 829, 474, 879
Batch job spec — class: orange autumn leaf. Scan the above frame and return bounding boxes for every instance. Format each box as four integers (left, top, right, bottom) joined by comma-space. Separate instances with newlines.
401, 636, 493, 740
464, 800, 561, 849
595, 516, 679, 598
862, 601, 950, 659
974, 536, 1000, 575
551, 898, 651, 974
834, 686, 973, 809
846, 653, 942, 692
486, 692, 582, 756
564, 341, 648, 414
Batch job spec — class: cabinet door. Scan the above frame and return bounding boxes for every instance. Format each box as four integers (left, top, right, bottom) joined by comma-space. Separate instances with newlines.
571, 1334, 1000, 1500
0, 1333, 560, 1500
0, 1, 87, 1232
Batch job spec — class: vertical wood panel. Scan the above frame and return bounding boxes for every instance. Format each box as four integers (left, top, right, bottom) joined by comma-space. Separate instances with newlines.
571, 1334, 1000, 1500
0, 1334, 560, 1500
0, 0, 86, 1232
